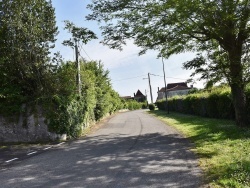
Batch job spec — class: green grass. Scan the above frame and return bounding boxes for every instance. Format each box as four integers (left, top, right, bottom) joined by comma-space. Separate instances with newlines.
149, 110, 250, 188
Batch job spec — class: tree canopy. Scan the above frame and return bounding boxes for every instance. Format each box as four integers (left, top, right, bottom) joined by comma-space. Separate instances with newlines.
0, 0, 58, 99
87, 0, 250, 57
62, 20, 97, 48
87, 0, 250, 126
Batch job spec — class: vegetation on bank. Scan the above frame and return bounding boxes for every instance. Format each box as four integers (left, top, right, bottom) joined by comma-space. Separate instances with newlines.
0, 0, 148, 139
156, 85, 250, 121
149, 110, 250, 188
1, 54, 146, 139
124, 100, 148, 110
42, 60, 125, 138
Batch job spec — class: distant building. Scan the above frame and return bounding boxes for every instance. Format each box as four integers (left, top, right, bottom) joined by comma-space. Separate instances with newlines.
121, 89, 147, 102
134, 90, 147, 102
157, 82, 193, 101
120, 96, 134, 100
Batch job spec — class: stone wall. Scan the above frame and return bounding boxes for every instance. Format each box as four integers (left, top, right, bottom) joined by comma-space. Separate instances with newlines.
0, 105, 65, 143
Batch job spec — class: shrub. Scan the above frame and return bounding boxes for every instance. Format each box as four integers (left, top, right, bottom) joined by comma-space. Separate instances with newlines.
124, 100, 144, 110
142, 102, 148, 109
43, 60, 123, 138
156, 85, 237, 120
148, 104, 155, 111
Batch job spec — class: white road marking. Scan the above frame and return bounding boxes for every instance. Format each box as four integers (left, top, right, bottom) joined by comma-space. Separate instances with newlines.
57, 142, 65, 146
43, 146, 52, 150
5, 158, 18, 163
4, 143, 65, 164
27, 151, 37, 155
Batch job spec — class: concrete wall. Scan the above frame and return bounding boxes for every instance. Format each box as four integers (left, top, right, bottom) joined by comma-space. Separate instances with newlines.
0, 105, 65, 143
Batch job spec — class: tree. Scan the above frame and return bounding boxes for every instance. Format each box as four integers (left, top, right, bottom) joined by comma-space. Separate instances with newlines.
0, 0, 58, 98
62, 21, 97, 95
183, 50, 230, 89
87, 0, 250, 127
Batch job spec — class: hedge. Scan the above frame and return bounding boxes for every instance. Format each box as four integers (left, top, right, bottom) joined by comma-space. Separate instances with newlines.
155, 86, 236, 119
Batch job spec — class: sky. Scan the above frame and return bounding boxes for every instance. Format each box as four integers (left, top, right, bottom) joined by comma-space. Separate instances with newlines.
51, 0, 204, 102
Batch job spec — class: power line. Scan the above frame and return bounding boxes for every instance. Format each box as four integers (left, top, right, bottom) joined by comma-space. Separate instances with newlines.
78, 42, 92, 61
112, 73, 188, 82
112, 74, 147, 82
150, 73, 187, 80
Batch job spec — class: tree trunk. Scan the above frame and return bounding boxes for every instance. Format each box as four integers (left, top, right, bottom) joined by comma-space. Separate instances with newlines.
228, 48, 248, 127
230, 83, 248, 127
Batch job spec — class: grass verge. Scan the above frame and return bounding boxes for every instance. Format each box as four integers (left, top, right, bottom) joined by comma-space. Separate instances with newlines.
149, 110, 250, 188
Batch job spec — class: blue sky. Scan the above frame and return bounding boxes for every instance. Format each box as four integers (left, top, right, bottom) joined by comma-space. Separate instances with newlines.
51, 0, 203, 102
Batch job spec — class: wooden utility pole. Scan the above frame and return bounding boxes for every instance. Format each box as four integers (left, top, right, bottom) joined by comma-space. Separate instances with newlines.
75, 40, 81, 95
148, 73, 153, 104
162, 58, 169, 114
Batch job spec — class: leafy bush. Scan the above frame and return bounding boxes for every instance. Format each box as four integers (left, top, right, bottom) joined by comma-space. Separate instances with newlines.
148, 104, 155, 111
142, 102, 148, 109
43, 60, 123, 138
125, 100, 144, 110
156, 85, 236, 120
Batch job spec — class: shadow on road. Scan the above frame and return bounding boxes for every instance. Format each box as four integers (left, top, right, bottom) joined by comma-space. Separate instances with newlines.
1, 132, 202, 187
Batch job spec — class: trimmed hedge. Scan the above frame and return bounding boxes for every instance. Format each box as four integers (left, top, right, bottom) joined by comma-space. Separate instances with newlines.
155, 86, 236, 119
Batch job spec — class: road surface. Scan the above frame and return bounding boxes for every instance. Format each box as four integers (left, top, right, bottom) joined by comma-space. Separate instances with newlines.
0, 110, 202, 187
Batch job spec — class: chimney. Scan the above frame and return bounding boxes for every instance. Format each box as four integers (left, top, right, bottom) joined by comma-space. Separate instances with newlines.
191, 85, 193, 88
158, 87, 159, 92
134, 93, 135, 97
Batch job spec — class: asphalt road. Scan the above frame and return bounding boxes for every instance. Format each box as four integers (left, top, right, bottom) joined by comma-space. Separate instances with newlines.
0, 110, 202, 188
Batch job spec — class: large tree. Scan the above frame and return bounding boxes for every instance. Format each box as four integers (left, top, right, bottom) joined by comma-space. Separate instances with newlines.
87, 0, 250, 127
0, 0, 58, 98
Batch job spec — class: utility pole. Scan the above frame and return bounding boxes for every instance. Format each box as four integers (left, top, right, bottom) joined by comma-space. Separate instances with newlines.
162, 58, 169, 114
148, 73, 153, 104
75, 40, 81, 95
143, 73, 153, 104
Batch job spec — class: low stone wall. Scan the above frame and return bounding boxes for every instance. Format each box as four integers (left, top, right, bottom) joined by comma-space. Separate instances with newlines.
0, 105, 65, 143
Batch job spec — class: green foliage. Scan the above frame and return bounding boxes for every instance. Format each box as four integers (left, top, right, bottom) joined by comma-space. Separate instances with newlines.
149, 111, 250, 188
183, 51, 230, 88
86, 0, 250, 126
125, 100, 143, 110
0, 2, 122, 138
156, 86, 236, 119
0, 84, 26, 115
0, 0, 58, 99
187, 88, 199, 94
87, 0, 250, 59
63, 21, 97, 47
43, 60, 123, 138
0, 0, 57, 115
141, 102, 148, 109
46, 95, 85, 138
148, 104, 155, 111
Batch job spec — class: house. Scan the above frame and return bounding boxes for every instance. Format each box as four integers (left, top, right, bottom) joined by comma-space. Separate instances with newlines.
157, 82, 193, 101
134, 90, 147, 102
121, 89, 147, 102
